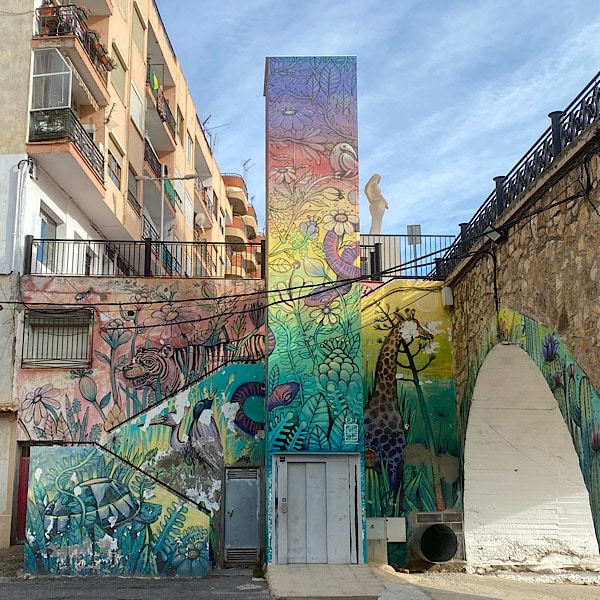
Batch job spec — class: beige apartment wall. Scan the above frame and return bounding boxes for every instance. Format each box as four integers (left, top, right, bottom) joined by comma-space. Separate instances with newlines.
0, 1, 35, 154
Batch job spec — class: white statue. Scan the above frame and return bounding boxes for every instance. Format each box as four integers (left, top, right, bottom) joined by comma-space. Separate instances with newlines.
365, 173, 388, 234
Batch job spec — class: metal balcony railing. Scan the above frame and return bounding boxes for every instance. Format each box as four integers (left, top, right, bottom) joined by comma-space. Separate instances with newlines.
143, 216, 160, 241
143, 138, 162, 178
29, 108, 104, 182
23, 236, 265, 279
163, 178, 181, 207
434, 69, 600, 279
35, 4, 110, 84
146, 64, 176, 139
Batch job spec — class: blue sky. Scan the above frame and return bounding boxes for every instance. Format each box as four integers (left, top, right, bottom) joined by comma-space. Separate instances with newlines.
155, 0, 600, 236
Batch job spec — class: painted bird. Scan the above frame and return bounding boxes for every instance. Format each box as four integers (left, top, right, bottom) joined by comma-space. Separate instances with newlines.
150, 394, 223, 473
329, 142, 358, 178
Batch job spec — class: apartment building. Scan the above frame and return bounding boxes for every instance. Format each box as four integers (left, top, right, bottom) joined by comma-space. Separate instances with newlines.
0, 0, 260, 551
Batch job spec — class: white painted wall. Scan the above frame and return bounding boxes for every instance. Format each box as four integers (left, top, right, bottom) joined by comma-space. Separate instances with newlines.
464, 343, 599, 568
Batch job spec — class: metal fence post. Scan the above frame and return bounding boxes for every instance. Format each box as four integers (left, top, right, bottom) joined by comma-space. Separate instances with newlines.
459, 223, 469, 256
143, 238, 152, 276
372, 242, 382, 281
494, 175, 506, 217
260, 239, 266, 278
549, 110, 564, 158
24, 234, 33, 275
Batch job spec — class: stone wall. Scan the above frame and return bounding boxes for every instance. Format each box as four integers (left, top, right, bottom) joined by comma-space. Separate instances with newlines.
449, 121, 600, 404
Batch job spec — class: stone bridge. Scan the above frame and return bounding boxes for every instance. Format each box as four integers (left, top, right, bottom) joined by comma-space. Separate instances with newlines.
442, 85, 600, 567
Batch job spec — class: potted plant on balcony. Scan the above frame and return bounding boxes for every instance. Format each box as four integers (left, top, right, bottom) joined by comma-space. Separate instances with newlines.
40, 0, 54, 17
105, 57, 118, 71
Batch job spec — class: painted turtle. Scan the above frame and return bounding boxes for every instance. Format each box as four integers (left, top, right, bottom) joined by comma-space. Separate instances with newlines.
44, 477, 161, 536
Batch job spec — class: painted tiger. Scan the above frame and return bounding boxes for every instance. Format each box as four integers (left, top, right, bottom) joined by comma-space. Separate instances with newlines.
121, 334, 267, 401
121, 345, 183, 399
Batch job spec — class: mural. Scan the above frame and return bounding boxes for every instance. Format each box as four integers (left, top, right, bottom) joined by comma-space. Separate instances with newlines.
26, 445, 210, 576
18, 277, 266, 575
361, 282, 459, 566
264, 56, 364, 455
460, 307, 600, 543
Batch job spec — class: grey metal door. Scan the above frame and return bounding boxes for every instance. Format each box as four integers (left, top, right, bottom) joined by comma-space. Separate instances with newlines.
224, 467, 261, 564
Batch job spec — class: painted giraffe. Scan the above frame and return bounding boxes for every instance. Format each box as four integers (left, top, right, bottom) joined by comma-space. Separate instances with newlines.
364, 308, 433, 508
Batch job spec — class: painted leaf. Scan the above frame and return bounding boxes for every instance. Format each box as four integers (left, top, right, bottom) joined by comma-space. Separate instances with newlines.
95, 351, 111, 364
100, 392, 111, 408
270, 258, 293, 273
307, 425, 329, 451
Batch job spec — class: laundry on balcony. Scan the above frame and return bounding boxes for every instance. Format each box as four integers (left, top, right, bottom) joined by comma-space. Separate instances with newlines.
157, 86, 167, 121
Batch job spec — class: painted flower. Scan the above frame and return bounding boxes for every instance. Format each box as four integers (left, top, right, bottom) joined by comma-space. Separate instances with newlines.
270, 165, 297, 185
299, 218, 319, 241
171, 539, 209, 577
542, 334, 559, 362
319, 187, 346, 202
22, 384, 60, 426
100, 318, 132, 349
296, 127, 328, 162
270, 106, 314, 132
551, 370, 564, 390
322, 209, 359, 237
144, 302, 197, 348
309, 300, 342, 326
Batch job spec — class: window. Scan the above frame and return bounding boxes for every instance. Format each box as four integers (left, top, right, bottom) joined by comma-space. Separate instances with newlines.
37, 209, 57, 270
108, 151, 122, 187
173, 170, 183, 206
107, 137, 124, 188
186, 132, 193, 164
185, 191, 193, 228
128, 166, 140, 214
110, 44, 126, 101
132, 3, 146, 56
130, 82, 143, 132
177, 107, 184, 142
22, 309, 93, 368
31, 49, 71, 110
115, 0, 128, 17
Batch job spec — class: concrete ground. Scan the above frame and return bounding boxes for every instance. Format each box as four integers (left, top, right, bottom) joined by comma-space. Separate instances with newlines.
2, 546, 600, 599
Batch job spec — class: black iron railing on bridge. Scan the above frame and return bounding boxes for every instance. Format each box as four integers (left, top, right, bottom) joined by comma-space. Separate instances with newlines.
433, 69, 600, 279
360, 234, 455, 280
24, 236, 265, 279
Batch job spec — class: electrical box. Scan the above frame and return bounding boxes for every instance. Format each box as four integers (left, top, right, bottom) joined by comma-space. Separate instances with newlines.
366, 517, 406, 542
385, 517, 407, 542
366, 518, 386, 540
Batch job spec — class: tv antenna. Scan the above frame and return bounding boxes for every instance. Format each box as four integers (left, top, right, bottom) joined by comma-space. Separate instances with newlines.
242, 158, 255, 182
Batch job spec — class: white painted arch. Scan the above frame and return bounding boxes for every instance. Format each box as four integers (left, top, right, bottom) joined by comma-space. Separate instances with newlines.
464, 343, 600, 568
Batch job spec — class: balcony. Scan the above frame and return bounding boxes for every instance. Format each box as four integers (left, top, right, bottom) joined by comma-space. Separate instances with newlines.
242, 208, 258, 240
223, 173, 249, 216
144, 138, 162, 179
28, 108, 107, 212
24, 236, 264, 279
193, 181, 213, 231
225, 215, 247, 244
146, 64, 176, 151
33, 4, 111, 107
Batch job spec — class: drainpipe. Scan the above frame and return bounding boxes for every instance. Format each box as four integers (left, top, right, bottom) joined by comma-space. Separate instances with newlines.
13, 158, 31, 273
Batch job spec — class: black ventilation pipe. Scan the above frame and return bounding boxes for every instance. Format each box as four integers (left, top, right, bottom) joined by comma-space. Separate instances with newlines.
411, 524, 458, 564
